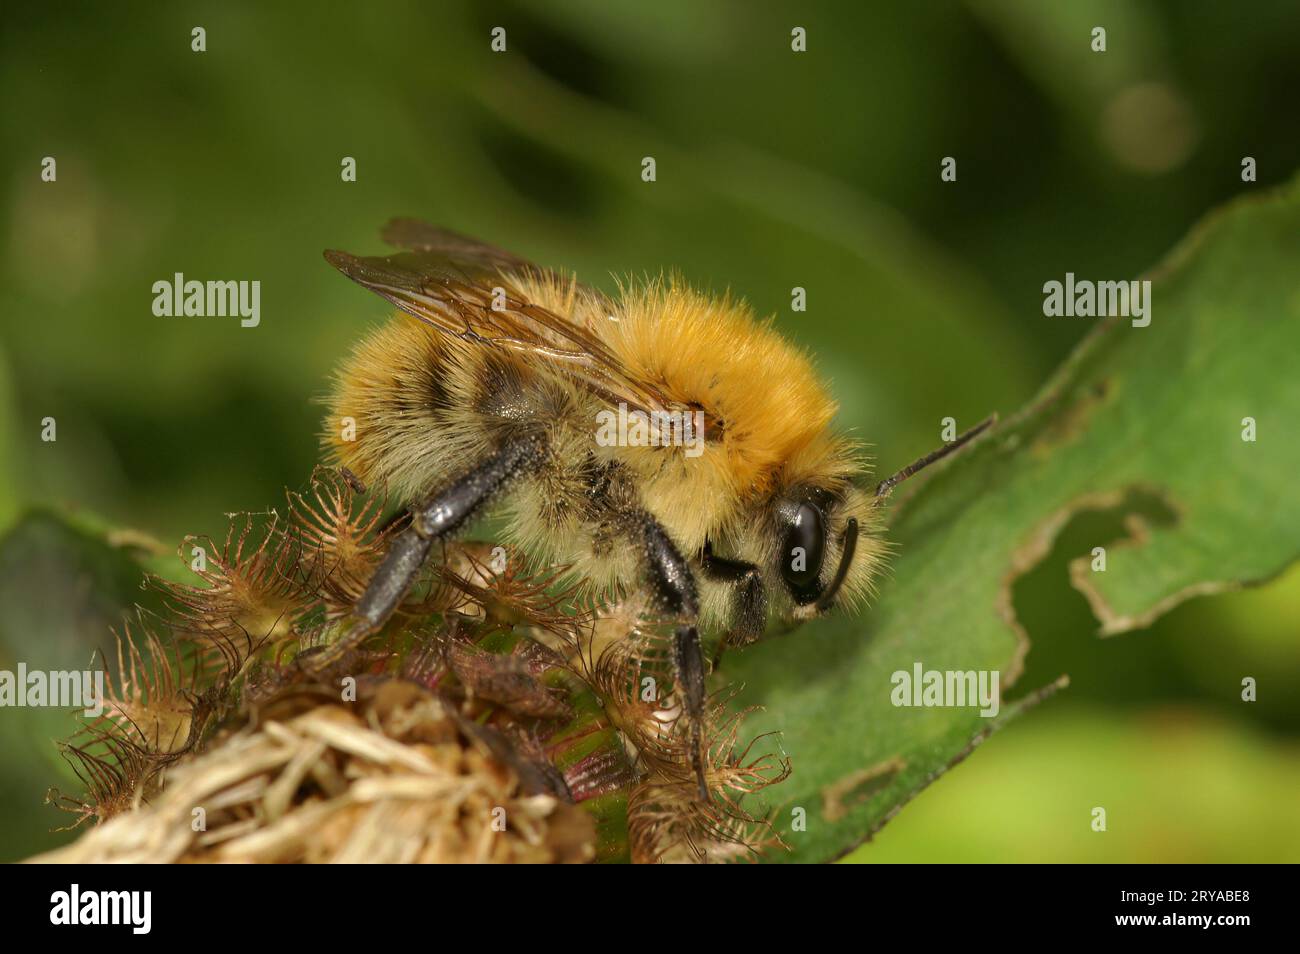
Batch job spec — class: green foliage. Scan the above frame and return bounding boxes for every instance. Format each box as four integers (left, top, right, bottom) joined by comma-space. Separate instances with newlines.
0, 510, 171, 859
728, 179, 1300, 862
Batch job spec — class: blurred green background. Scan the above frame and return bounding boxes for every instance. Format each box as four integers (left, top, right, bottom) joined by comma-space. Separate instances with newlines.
1, 1, 1297, 862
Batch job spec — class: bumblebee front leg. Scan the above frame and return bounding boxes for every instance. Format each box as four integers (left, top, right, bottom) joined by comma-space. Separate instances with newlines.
320, 432, 545, 664
639, 515, 710, 801
700, 541, 767, 650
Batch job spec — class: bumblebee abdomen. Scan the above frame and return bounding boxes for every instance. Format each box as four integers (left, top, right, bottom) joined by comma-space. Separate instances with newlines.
324, 315, 578, 504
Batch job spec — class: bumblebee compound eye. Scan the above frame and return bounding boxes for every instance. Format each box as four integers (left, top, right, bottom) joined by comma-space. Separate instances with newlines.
780, 501, 827, 604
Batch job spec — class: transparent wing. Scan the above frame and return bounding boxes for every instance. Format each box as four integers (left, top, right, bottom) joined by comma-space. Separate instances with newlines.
379, 218, 533, 272
325, 220, 671, 415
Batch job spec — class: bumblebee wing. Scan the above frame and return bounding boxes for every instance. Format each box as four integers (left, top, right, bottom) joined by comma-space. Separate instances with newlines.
325, 222, 671, 415
379, 218, 533, 272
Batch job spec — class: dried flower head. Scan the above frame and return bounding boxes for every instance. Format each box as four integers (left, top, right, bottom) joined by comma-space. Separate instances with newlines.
150, 511, 313, 663
90, 619, 200, 755
288, 466, 394, 617
39, 471, 793, 864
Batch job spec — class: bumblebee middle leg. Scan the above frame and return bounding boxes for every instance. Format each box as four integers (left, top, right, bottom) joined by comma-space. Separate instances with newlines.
638, 513, 711, 801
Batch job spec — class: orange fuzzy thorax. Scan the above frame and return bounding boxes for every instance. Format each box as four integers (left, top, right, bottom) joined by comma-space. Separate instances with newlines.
601, 278, 840, 499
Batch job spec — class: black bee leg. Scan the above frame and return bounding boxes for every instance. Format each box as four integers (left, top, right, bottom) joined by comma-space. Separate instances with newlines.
350, 531, 433, 633
640, 515, 709, 802
316, 432, 545, 665
671, 626, 709, 803
700, 541, 768, 654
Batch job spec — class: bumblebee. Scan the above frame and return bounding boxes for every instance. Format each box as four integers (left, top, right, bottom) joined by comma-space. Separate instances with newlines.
322, 220, 988, 796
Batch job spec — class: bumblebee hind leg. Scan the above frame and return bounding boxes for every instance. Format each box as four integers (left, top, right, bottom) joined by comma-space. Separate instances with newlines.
313, 431, 546, 666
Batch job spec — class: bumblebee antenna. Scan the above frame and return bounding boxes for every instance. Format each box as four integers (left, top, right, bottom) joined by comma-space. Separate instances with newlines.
874, 415, 996, 499
815, 518, 858, 612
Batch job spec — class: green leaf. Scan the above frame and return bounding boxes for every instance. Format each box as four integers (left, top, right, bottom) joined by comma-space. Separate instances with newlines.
726, 179, 1300, 863
0, 508, 174, 861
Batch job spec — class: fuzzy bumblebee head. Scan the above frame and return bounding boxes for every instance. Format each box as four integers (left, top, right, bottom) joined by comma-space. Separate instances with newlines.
593, 278, 888, 637
671, 396, 888, 642
744, 443, 885, 629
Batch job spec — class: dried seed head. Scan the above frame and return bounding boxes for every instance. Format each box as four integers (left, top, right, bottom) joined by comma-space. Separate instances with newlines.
627, 716, 791, 864
43, 474, 793, 864
288, 467, 394, 617
37, 688, 597, 864
48, 728, 159, 828
438, 544, 594, 646
90, 621, 198, 755
445, 639, 574, 721
150, 511, 313, 662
